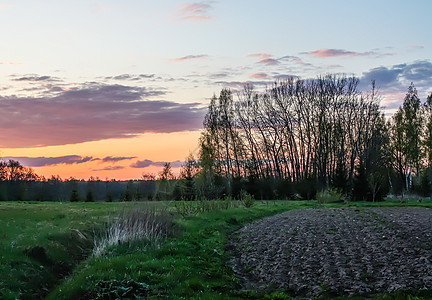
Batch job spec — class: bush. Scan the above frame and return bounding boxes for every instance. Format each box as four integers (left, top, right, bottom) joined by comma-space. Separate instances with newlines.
316, 188, 345, 204
241, 190, 255, 208
174, 198, 201, 217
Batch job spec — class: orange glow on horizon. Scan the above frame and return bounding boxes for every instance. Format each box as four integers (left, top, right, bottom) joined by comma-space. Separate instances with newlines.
1, 130, 202, 180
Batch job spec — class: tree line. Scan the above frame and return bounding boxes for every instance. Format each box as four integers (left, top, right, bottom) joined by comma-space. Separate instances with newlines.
0, 160, 155, 202
193, 75, 432, 201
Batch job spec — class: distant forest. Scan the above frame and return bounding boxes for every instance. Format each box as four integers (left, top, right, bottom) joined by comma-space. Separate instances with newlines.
1, 75, 431, 202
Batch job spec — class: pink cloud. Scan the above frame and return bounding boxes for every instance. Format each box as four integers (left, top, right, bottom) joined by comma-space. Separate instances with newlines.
175, 2, 212, 21
408, 45, 424, 49
306, 49, 364, 58
171, 54, 209, 62
304, 48, 393, 58
0, 82, 206, 148
2, 155, 139, 168
130, 159, 182, 168
248, 53, 272, 59
249, 73, 268, 79
2, 155, 93, 167
257, 58, 279, 65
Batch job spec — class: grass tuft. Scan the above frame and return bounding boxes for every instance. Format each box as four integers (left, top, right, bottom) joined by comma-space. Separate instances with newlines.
93, 205, 174, 256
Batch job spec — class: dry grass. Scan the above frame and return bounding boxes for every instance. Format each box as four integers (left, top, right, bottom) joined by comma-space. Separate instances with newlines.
93, 205, 174, 256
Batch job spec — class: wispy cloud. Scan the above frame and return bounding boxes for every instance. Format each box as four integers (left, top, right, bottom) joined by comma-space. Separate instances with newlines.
257, 58, 280, 65
248, 53, 272, 59
208, 72, 230, 79
105, 74, 155, 81
408, 45, 424, 49
171, 54, 209, 62
249, 73, 268, 79
130, 159, 183, 168
130, 159, 161, 168
214, 80, 271, 90
0, 81, 206, 148
303, 48, 393, 58
280, 56, 307, 65
249, 53, 315, 68
249, 54, 313, 69
93, 166, 125, 171
101, 156, 137, 163
273, 74, 300, 81
175, 2, 212, 21
2, 155, 93, 167
11, 74, 60, 82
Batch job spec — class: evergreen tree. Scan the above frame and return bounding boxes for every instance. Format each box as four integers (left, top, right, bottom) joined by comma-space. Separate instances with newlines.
69, 182, 80, 202
155, 163, 175, 200
122, 180, 134, 201
85, 189, 94, 202
85, 181, 94, 202
352, 161, 369, 201
332, 158, 348, 193
178, 154, 199, 200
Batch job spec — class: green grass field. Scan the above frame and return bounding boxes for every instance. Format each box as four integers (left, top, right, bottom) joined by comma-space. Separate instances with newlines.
1, 198, 432, 299
0, 202, 143, 299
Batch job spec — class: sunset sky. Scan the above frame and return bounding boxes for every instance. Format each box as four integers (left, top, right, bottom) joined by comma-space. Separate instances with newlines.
0, 0, 431, 180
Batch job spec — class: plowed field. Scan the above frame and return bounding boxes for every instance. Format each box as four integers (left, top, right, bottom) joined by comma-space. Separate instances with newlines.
228, 207, 432, 298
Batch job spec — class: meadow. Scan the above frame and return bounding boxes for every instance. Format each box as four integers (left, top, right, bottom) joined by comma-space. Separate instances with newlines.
1, 199, 432, 299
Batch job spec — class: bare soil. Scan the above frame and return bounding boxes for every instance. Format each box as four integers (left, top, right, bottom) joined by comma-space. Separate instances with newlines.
228, 207, 432, 298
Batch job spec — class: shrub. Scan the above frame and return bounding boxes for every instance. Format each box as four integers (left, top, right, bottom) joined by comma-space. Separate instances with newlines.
174, 198, 201, 217
316, 188, 345, 204
241, 190, 255, 208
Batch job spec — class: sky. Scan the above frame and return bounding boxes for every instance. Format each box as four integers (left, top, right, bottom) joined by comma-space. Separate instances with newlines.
0, 0, 431, 180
